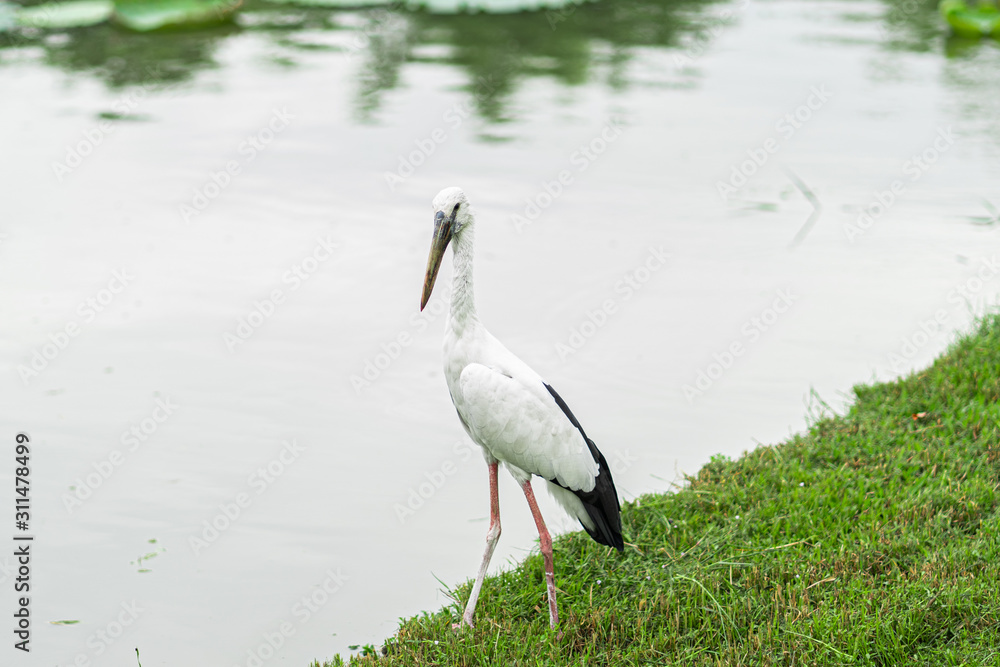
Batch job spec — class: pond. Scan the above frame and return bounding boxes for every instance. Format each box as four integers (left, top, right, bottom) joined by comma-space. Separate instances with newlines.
1, 0, 998, 663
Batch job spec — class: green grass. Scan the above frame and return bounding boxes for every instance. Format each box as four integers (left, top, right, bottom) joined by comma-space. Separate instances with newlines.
319, 315, 1000, 667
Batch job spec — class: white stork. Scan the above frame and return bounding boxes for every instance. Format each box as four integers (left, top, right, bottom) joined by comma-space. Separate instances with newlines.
419, 186, 624, 630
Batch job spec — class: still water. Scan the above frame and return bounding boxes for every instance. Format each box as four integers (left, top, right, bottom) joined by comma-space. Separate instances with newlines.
1, 0, 998, 663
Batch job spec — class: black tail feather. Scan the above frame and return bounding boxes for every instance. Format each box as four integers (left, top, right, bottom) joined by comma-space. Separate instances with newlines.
576, 439, 624, 551
544, 383, 624, 552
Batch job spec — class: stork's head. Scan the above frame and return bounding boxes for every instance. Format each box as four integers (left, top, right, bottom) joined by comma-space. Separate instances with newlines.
421, 186, 473, 310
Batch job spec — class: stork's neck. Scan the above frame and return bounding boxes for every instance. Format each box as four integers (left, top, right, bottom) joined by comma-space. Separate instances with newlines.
448, 225, 478, 333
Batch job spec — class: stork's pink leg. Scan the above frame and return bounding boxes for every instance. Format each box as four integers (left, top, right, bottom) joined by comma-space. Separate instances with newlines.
457, 461, 500, 629
521, 479, 558, 629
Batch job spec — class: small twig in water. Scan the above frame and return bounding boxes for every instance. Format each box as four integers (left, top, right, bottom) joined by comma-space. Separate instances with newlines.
783, 167, 822, 249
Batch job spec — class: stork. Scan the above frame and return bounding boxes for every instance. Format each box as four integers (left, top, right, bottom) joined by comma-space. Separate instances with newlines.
419, 186, 624, 630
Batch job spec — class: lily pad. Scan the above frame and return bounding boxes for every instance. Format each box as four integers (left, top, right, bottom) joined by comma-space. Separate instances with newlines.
0, 2, 17, 32
407, 0, 588, 13
262, 0, 588, 12
112, 0, 242, 32
264, 0, 391, 7
15, 0, 113, 30
940, 0, 1000, 38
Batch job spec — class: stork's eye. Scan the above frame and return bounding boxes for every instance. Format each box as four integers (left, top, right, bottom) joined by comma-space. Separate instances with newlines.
453, 203, 461, 215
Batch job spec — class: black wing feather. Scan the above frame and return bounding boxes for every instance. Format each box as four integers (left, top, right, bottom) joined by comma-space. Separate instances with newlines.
544, 383, 624, 552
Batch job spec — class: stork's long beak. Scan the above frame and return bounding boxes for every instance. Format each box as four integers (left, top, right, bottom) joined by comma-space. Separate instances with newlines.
421, 209, 453, 310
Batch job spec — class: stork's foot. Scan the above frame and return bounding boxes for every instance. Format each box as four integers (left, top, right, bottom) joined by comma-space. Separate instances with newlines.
548, 608, 564, 640
548, 607, 560, 636
451, 614, 474, 631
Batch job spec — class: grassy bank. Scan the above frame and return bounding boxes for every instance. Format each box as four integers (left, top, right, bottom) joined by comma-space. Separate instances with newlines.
323, 315, 1000, 666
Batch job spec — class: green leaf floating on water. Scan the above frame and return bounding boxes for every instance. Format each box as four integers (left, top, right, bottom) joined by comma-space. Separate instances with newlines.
0, 2, 17, 32
406, 0, 591, 14
940, 0, 1000, 38
262, 0, 590, 11
264, 0, 390, 7
112, 0, 242, 32
15, 0, 113, 30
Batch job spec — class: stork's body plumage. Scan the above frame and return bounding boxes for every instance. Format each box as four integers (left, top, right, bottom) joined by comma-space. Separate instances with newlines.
420, 187, 623, 630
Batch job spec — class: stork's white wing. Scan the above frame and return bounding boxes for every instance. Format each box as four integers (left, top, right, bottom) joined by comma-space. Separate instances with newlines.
456, 362, 598, 492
